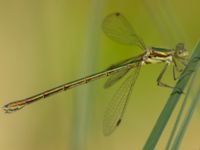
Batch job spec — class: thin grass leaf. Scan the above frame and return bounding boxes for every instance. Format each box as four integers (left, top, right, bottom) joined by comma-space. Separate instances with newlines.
143, 41, 200, 150
171, 70, 200, 150
165, 68, 197, 150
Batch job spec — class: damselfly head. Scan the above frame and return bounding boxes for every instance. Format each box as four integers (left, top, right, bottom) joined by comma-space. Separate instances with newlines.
175, 43, 188, 58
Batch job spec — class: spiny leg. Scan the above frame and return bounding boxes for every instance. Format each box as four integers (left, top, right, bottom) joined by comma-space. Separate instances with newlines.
173, 60, 182, 80
173, 58, 187, 80
178, 57, 189, 67
157, 63, 174, 88
173, 65, 178, 81
157, 63, 184, 94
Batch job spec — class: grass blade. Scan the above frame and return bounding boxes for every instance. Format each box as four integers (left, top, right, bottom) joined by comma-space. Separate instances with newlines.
170, 70, 200, 149
143, 41, 200, 150
165, 68, 197, 150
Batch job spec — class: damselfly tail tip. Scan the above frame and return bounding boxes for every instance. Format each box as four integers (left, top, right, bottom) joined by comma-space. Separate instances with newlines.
1, 103, 25, 113
1, 105, 12, 113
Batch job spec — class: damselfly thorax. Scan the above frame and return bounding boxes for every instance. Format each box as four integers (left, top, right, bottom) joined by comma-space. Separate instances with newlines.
142, 48, 174, 65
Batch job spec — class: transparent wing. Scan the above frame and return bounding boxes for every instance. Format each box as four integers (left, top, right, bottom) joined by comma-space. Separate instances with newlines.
104, 69, 130, 89
102, 12, 146, 49
104, 54, 143, 89
103, 63, 141, 136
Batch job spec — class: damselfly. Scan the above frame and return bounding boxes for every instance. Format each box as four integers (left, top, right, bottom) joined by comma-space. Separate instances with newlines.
3, 12, 188, 136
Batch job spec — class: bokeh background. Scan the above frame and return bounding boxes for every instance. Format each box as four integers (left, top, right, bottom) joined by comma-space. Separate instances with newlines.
0, 0, 200, 150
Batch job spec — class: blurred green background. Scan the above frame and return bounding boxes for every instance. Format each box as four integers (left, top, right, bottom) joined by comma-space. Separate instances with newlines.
0, 0, 200, 150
